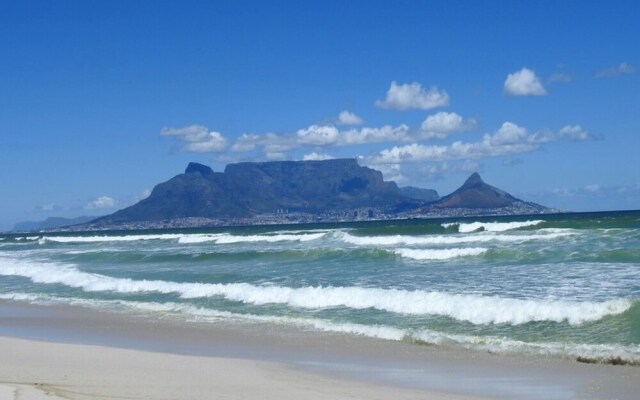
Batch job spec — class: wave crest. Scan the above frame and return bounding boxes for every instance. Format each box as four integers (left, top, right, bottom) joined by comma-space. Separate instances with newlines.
442, 220, 544, 233
0, 257, 631, 326
393, 247, 487, 260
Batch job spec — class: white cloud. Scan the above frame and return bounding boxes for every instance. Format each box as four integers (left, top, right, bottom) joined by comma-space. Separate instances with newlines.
85, 196, 116, 210
504, 68, 547, 96
529, 125, 592, 144
595, 62, 636, 78
376, 81, 449, 111
367, 122, 591, 165
420, 112, 476, 139
487, 122, 528, 145
557, 125, 591, 141
296, 125, 340, 146
340, 124, 410, 145
231, 124, 411, 159
302, 152, 334, 161
160, 125, 227, 153
369, 162, 406, 183
337, 110, 364, 125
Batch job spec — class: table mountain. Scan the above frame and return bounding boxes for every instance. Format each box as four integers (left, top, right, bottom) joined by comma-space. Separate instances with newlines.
88, 162, 552, 229
92, 159, 423, 225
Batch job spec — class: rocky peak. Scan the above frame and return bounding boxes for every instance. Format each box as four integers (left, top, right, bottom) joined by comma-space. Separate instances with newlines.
185, 162, 214, 176
462, 172, 484, 187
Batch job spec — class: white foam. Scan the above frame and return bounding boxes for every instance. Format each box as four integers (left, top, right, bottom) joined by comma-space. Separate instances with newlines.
214, 232, 326, 244
41, 232, 326, 244
2, 291, 637, 364
394, 247, 487, 260
411, 329, 640, 364
41, 234, 186, 243
176, 234, 224, 244
444, 220, 544, 233
341, 231, 573, 246
0, 256, 631, 326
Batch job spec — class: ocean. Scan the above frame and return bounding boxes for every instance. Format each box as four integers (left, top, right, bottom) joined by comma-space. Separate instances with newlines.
1, 211, 639, 365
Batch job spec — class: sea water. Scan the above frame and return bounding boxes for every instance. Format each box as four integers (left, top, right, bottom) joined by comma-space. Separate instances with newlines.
1, 211, 638, 364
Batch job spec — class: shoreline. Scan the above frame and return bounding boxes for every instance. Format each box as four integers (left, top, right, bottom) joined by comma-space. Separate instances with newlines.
1, 300, 639, 399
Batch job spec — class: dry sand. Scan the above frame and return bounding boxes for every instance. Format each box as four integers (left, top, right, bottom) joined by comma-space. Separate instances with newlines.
0, 336, 486, 400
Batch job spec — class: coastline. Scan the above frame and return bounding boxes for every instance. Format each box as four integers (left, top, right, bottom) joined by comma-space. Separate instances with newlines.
1, 300, 638, 399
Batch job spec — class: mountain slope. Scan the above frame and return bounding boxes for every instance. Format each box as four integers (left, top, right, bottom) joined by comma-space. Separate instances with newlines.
421, 172, 550, 214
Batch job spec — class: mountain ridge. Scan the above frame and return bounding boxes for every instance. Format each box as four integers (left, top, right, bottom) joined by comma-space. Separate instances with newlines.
85, 160, 552, 229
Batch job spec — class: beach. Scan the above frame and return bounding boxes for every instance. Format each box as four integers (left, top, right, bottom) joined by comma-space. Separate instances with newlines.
1, 300, 639, 400
1, 213, 639, 399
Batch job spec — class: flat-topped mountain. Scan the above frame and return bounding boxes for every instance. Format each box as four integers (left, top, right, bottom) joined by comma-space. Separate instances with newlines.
87, 161, 551, 229
92, 159, 424, 226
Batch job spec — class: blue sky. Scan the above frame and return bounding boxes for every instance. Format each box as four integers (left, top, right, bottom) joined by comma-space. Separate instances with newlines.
1, 1, 638, 230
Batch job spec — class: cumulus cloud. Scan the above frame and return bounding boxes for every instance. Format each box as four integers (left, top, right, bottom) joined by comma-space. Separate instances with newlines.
504, 68, 547, 96
161, 125, 227, 153
488, 122, 528, 145
595, 62, 636, 78
337, 110, 364, 125
85, 196, 116, 210
340, 125, 410, 145
376, 81, 449, 111
231, 124, 411, 158
302, 152, 334, 161
367, 122, 592, 165
296, 125, 340, 146
420, 112, 477, 139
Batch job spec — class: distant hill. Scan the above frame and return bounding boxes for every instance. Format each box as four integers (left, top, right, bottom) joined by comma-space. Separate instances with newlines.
415, 172, 551, 215
91, 159, 424, 226
13, 216, 96, 232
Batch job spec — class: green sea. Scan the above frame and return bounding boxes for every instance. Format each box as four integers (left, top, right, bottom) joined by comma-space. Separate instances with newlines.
1, 211, 639, 364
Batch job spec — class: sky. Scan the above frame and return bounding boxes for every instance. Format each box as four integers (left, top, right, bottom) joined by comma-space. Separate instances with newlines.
1, 0, 639, 230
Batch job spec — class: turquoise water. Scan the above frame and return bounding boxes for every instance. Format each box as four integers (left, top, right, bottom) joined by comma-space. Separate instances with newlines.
1, 211, 639, 364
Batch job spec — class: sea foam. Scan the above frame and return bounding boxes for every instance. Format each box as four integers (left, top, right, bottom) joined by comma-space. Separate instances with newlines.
442, 220, 544, 233
341, 231, 572, 246
393, 247, 487, 260
2, 291, 637, 364
0, 256, 631, 326
40, 232, 326, 244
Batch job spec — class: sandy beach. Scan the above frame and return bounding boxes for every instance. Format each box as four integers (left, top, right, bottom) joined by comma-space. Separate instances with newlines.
1, 336, 489, 400
1, 301, 639, 400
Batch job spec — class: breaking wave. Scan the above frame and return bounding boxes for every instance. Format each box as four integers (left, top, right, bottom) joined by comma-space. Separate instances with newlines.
341, 231, 572, 246
393, 247, 488, 260
442, 220, 544, 233
2, 291, 638, 365
0, 256, 631, 326
39, 232, 326, 244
